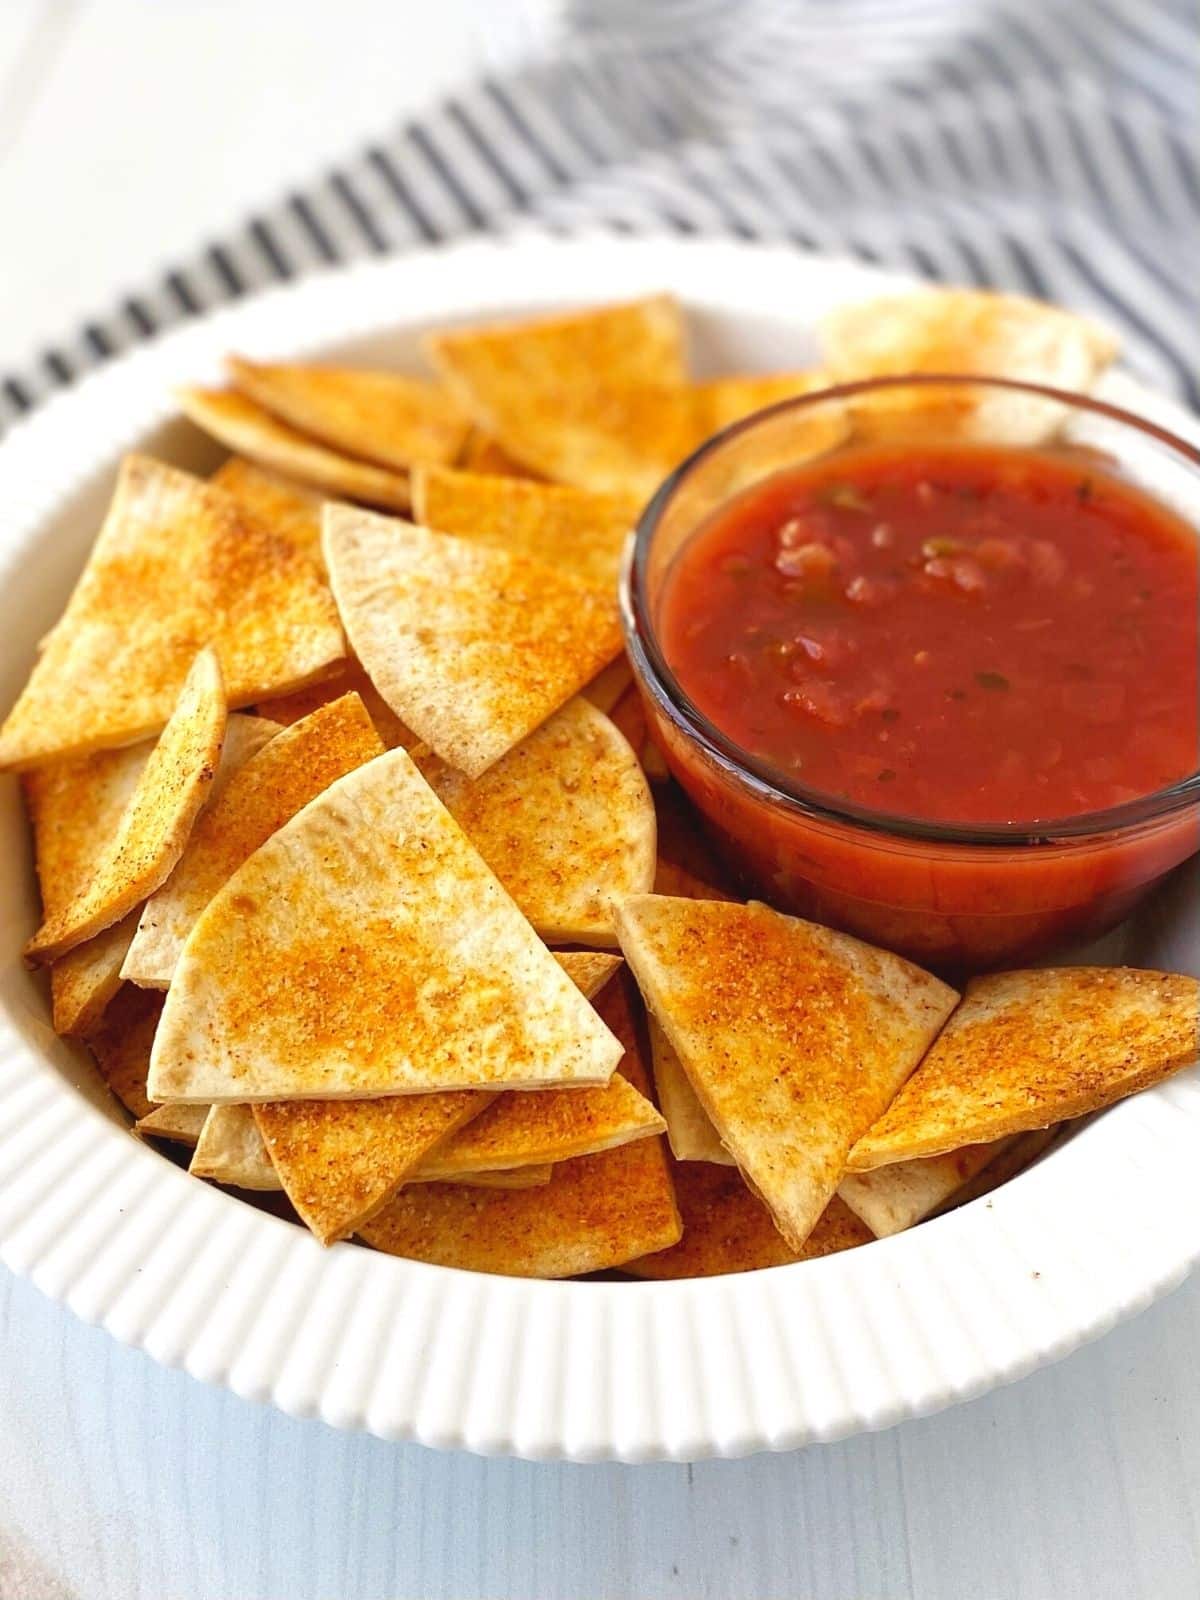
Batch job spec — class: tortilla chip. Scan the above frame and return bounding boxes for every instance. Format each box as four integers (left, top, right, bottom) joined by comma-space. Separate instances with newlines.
415, 969, 665, 1179
149, 748, 624, 1102
818, 289, 1119, 445
190, 1105, 282, 1191
25, 651, 227, 965
410, 466, 639, 591
581, 657, 632, 715
849, 967, 1199, 1169
652, 784, 739, 902
324, 506, 623, 778
210, 457, 325, 566
608, 684, 670, 784
122, 694, 382, 988
647, 1013, 733, 1165
691, 370, 834, 435
227, 356, 470, 474
254, 658, 414, 749
412, 1166, 553, 1190
616, 896, 958, 1250
414, 697, 655, 946
941, 1125, 1063, 1210
625, 1163, 871, 1278
460, 429, 539, 478
135, 1103, 209, 1147
837, 1140, 1014, 1237
178, 387, 411, 510
50, 917, 139, 1037
552, 950, 623, 999
425, 296, 691, 496
0, 456, 344, 768
85, 983, 163, 1120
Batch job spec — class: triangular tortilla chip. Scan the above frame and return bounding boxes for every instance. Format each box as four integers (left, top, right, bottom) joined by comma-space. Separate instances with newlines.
190, 1105, 282, 1191
848, 967, 1199, 1169
135, 1103, 209, 1147
51, 917, 139, 1038
425, 295, 690, 497
324, 506, 623, 777
837, 1140, 1014, 1237
122, 694, 382, 988
410, 466, 639, 591
177, 387, 411, 510
414, 698, 655, 946
149, 748, 624, 1102
210, 457, 325, 566
581, 657, 632, 715
460, 429, 539, 478
254, 658, 413, 749
817, 288, 1118, 445
85, 983, 164, 1120
0, 456, 344, 768
227, 356, 470, 473
626, 1161, 872, 1278
25, 651, 227, 965
691, 370, 838, 436
415, 969, 665, 1179
552, 951, 623, 999
647, 1013, 734, 1165
616, 896, 958, 1250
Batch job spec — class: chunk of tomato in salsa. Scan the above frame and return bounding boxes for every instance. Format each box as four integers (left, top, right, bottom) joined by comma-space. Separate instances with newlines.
658, 443, 1199, 825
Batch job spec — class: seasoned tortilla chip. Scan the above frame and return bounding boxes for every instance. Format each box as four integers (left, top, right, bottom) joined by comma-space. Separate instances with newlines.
818, 289, 1118, 444
647, 1013, 734, 1165
608, 685, 669, 785
210, 457, 324, 565
135, 1103, 209, 1147
625, 1163, 871, 1278
51, 917, 139, 1037
425, 296, 690, 496
123, 694, 382, 988
616, 896, 958, 1250
25, 651, 226, 965
410, 466, 639, 591
227, 356, 470, 474
691, 370, 836, 436
324, 506, 623, 777
254, 658, 413, 749
149, 748, 624, 1102
85, 983, 163, 1120
414, 697, 655, 946
552, 950, 623, 999
412, 1166, 553, 1190
460, 429, 539, 478
415, 969, 665, 1179
849, 967, 1199, 1169
0, 456, 344, 768
178, 387, 411, 510
581, 657, 632, 715
837, 1141, 1014, 1236
190, 1105, 282, 1191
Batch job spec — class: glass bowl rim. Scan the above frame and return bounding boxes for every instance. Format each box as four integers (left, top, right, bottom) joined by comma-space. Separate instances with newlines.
623, 372, 1200, 848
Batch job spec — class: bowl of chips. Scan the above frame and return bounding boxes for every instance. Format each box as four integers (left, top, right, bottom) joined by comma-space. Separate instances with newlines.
0, 235, 1197, 1461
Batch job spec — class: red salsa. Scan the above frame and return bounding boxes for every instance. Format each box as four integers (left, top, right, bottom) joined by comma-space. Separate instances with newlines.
659, 443, 1199, 825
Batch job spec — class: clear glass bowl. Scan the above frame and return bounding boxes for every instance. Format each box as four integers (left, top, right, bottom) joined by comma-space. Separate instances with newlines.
622, 375, 1200, 973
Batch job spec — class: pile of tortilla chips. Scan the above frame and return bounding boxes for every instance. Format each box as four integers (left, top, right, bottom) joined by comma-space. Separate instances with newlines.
4, 287, 1196, 1279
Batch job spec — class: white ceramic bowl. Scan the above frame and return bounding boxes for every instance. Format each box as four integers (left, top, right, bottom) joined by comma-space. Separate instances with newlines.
1, 236, 1198, 1463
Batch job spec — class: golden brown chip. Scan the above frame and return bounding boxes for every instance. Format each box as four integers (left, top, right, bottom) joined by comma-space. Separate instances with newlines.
425, 295, 691, 497
411, 1165, 553, 1190
122, 693, 382, 989
460, 429, 540, 478
190, 1105, 282, 1191
50, 918, 139, 1038
580, 657, 633, 716
551, 950, 623, 999
25, 651, 227, 965
616, 896, 958, 1250
837, 1141, 1013, 1236
415, 969, 665, 1179
226, 356, 470, 474
690, 370, 831, 434
210, 457, 325, 566
135, 1103, 209, 1147
85, 983, 164, 1121
0, 456, 344, 768
324, 506, 623, 778
410, 466, 639, 590
178, 387, 411, 509
625, 1162, 871, 1278
849, 967, 1199, 1169
254, 658, 414, 749
608, 684, 670, 785
415, 698, 655, 946
647, 1013, 734, 1165
148, 748, 624, 1103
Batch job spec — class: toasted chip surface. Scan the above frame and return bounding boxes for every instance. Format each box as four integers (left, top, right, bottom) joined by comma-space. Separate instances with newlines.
136, 1103, 209, 1147
415, 698, 655, 945
0, 456, 344, 768
580, 657, 632, 716
426, 296, 690, 496
86, 983, 164, 1120
552, 951, 623, 999
123, 694, 381, 988
461, 429, 539, 479
616, 896, 958, 1250
227, 357, 470, 474
647, 1013, 734, 1165
178, 387, 411, 509
324, 507, 622, 777
210, 457, 325, 565
51, 917, 138, 1037
849, 967, 1200, 1169
149, 748, 624, 1102
255, 658, 414, 749
190, 1105, 282, 1191
837, 1141, 1011, 1236
411, 467, 639, 590
26, 651, 227, 964
625, 1163, 871, 1278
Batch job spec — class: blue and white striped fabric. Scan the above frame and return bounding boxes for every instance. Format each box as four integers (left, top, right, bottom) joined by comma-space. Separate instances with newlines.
1, 0, 1195, 432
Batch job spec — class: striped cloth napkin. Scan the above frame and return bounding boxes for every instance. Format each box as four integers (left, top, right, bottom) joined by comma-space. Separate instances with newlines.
1, 0, 1195, 434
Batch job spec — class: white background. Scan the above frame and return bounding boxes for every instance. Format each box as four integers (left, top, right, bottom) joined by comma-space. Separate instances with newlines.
2, 4, 1200, 1597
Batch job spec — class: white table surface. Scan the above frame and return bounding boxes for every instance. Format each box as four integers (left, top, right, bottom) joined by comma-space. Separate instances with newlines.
3, 5, 1199, 1597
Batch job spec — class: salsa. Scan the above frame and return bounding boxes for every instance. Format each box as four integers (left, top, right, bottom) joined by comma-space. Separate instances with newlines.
658, 443, 1199, 825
